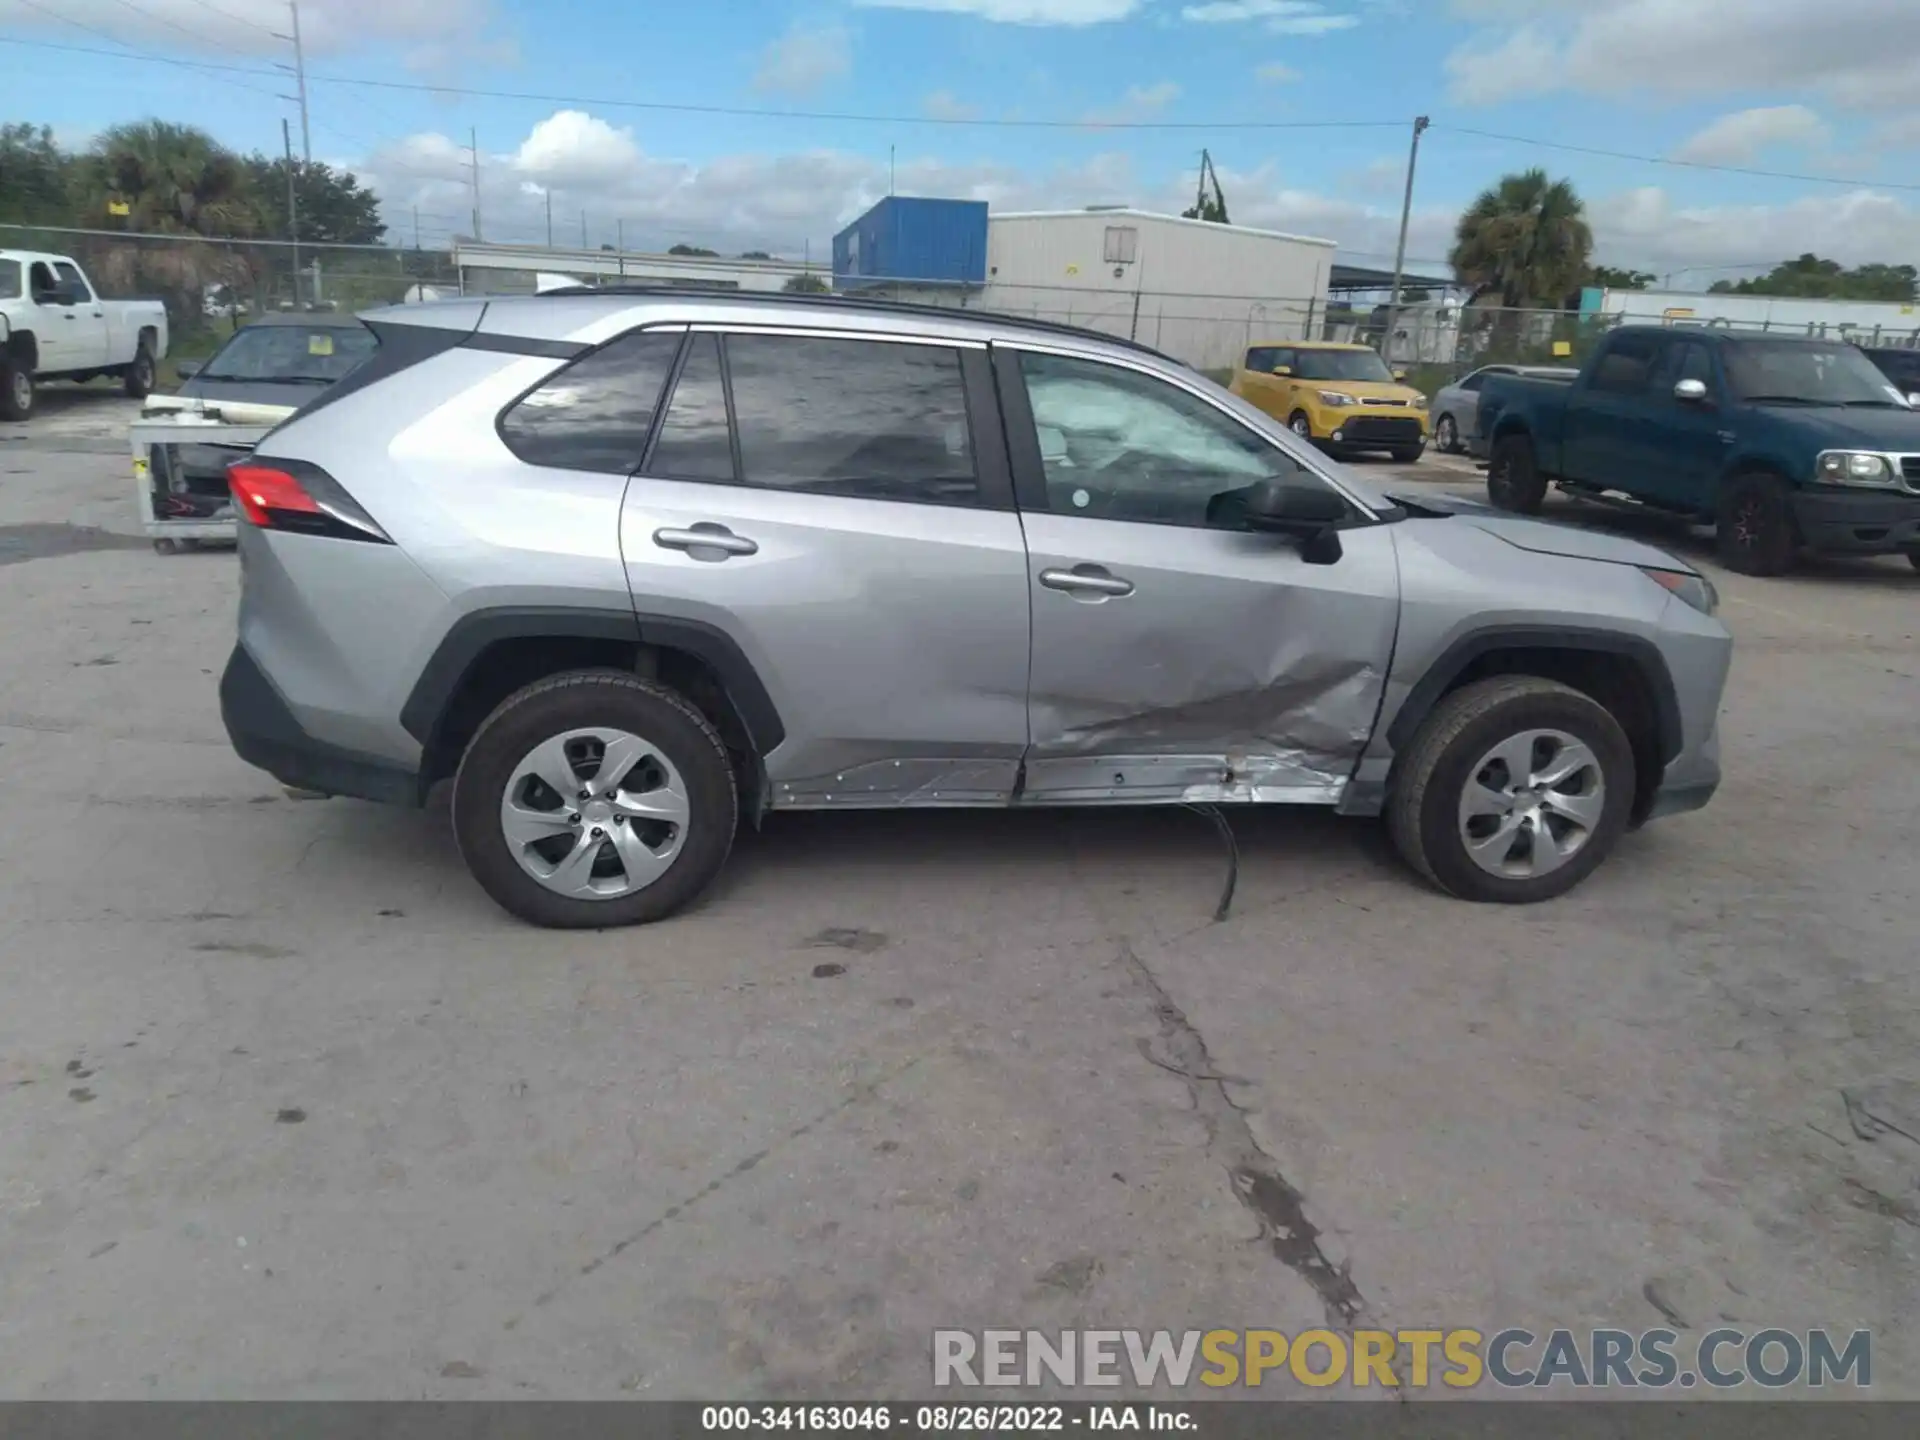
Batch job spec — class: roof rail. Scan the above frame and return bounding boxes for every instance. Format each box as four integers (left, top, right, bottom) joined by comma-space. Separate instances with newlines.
533, 281, 1176, 361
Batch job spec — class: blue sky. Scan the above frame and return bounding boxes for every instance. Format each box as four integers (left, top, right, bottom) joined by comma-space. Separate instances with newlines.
4, 0, 1919, 279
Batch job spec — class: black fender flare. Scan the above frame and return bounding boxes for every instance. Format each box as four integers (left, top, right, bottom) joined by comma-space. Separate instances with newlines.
1385, 624, 1683, 765
400, 605, 785, 755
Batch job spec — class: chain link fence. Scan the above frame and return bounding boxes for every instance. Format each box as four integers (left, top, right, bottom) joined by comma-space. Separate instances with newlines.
4, 223, 1634, 393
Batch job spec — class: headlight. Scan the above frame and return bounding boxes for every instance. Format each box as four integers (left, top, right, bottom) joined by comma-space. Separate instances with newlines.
1317, 390, 1356, 407
1640, 566, 1717, 616
1408, 393, 1429, 411
1815, 450, 1898, 487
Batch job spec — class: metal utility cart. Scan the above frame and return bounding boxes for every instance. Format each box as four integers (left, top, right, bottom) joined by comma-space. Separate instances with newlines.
130, 396, 291, 554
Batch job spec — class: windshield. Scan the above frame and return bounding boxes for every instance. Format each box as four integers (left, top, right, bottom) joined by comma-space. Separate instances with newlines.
1722, 341, 1907, 407
1294, 349, 1395, 383
0, 260, 19, 301
200, 323, 377, 383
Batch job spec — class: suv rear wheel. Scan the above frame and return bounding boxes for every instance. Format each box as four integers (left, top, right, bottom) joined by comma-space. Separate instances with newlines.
1387, 676, 1635, 904
452, 670, 737, 928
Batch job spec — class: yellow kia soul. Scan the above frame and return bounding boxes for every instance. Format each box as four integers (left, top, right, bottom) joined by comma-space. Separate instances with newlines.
1230, 341, 1429, 461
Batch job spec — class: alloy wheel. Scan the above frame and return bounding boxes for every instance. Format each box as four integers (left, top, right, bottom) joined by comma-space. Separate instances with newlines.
9, 370, 29, 411
1456, 728, 1605, 879
499, 726, 689, 899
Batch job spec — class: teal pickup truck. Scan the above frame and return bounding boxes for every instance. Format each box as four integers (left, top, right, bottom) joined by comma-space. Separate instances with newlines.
1476, 325, 1920, 575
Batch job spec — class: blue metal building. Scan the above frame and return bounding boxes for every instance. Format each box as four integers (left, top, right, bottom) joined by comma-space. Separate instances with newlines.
832, 197, 988, 291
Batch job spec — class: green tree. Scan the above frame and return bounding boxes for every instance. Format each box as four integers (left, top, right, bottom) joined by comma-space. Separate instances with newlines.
1450, 169, 1593, 311
783, 272, 830, 293
77, 121, 257, 321
244, 155, 386, 245
0, 123, 76, 226
1590, 265, 1656, 290
668, 243, 718, 256
738, 249, 773, 259
1709, 253, 1917, 302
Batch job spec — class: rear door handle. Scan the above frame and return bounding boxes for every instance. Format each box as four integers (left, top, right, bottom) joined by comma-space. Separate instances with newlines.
1039, 565, 1134, 598
653, 524, 758, 558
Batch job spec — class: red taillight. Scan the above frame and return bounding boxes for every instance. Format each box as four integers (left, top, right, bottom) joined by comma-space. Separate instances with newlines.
228, 463, 321, 526
225, 458, 390, 543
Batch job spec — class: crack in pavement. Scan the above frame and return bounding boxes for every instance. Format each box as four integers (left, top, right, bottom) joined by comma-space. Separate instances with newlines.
505, 1056, 921, 1329
1114, 940, 1373, 1333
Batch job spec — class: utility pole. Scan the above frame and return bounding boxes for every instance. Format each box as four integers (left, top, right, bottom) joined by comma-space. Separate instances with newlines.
287, 1, 311, 163
616, 218, 625, 277
1383, 115, 1430, 367
412, 205, 420, 250
545, 188, 553, 248
889, 144, 895, 197
283, 118, 300, 307
580, 209, 587, 249
469, 126, 483, 242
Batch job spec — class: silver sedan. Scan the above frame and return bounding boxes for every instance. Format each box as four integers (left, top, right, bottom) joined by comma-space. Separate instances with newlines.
1431, 364, 1579, 455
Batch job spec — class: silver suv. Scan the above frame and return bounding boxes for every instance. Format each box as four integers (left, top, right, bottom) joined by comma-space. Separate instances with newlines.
219, 289, 1731, 927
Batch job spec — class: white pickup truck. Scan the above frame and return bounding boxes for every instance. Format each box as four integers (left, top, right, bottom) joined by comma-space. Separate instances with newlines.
0, 249, 169, 421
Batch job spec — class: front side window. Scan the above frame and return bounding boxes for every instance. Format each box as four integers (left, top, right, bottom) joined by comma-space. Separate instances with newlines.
1653, 340, 1715, 394
722, 334, 977, 506
1459, 371, 1488, 393
1589, 334, 1660, 395
1017, 351, 1316, 529
53, 262, 90, 300
1245, 346, 1277, 373
499, 329, 682, 474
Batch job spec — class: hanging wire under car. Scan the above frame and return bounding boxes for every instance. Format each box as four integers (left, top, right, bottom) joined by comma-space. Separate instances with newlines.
1181, 803, 1240, 922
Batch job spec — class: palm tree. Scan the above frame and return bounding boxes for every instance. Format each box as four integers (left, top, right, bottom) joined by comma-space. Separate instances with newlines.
79, 121, 259, 319
1449, 169, 1593, 352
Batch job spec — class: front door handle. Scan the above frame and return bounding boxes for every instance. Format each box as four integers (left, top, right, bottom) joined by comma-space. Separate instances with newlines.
653, 524, 758, 558
1039, 564, 1134, 598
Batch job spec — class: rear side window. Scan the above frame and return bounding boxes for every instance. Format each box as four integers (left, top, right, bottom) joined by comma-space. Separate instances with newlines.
649, 333, 735, 481
54, 261, 91, 299
500, 329, 682, 474
723, 334, 977, 506
1589, 334, 1660, 395
1246, 346, 1276, 372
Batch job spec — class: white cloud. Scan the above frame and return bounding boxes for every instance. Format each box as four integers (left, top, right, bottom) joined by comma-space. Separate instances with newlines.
1444, 0, 1920, 111
1672, 105, 1830, 165
361, 110, 1920, 289
1080, 80, 1181, 125
923, 90, 980, 120
0, 0, 505, 62
1182, 0, 1360, 31
753, 23, 852, 97
1255, 61, 1301, 83
851, 0, 1140, 22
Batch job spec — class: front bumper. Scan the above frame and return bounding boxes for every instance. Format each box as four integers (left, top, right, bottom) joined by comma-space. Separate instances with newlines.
1318, 410, 1427, 450
220, 645, 421, 805
1790, 487, 1920, 555
1642, 725, 1721, 822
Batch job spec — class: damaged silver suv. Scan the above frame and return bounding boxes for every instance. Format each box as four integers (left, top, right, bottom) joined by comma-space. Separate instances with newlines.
219, 288, 1731, 927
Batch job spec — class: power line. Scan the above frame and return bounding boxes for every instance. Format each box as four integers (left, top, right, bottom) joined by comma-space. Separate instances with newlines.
178, 0, 282, 39
102, 0, 257, 61
7, 2, 291, 106
1434, 124, 1920, 194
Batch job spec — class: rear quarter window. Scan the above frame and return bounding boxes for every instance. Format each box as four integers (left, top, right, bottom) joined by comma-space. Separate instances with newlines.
499, 330, 683, 474
0, 260, 20, 300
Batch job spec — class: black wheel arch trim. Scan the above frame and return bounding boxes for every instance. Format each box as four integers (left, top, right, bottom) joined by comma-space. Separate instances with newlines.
1386, 624, 1684, 766
400, 605, 786, 756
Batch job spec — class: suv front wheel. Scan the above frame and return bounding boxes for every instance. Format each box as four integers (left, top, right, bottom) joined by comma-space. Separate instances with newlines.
1387, 676, 1635, 903
452, 670, 738, 928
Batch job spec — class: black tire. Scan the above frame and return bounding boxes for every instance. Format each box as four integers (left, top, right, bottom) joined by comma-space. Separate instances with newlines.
1716, 471, 1797, 576
1434, 414, 1459, 453
0, 359, 33, 422
452, 669, 738, 929
1288, 410, 1314, 441
1908, 549, 1920, 572
1391, 443, 1426, 464
1486, 434, 1546, 513
123, 339, 156, 399
1386, 676, 1635, 905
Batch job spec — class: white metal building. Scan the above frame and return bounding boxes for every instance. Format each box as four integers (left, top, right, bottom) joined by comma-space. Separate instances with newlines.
979, 209, 1337, 371
1581, 286, 1920, 347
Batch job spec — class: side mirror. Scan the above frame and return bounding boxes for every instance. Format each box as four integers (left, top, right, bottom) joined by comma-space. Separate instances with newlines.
1907, 392, 1920, 408
174, 360, 202, 379
1243, 476, 1349, 563
53, 280, 88, 306
1272, 365, 1293, 377
1674, 378, 1709, 404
